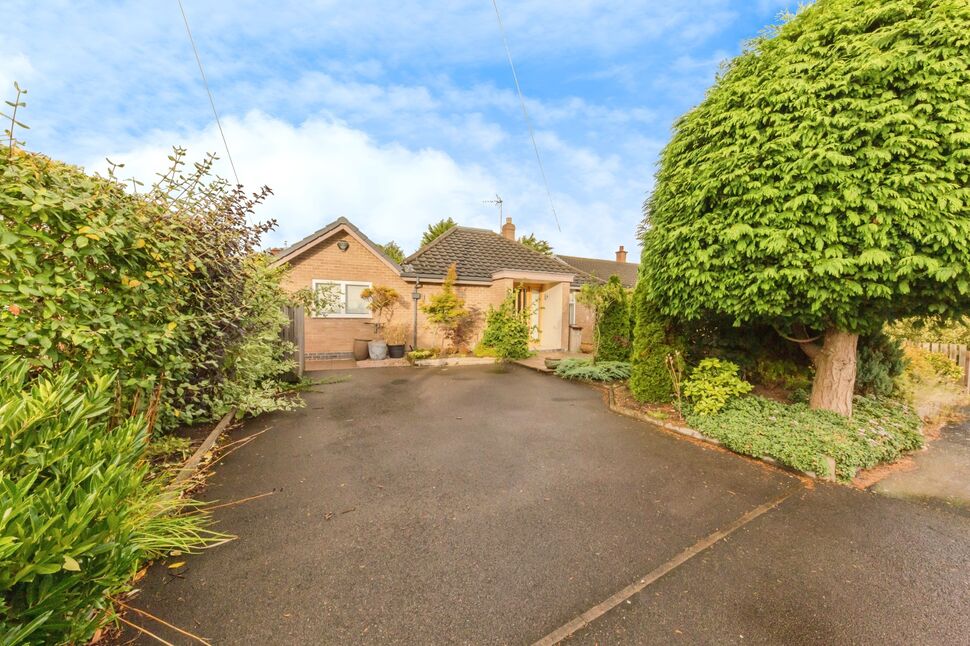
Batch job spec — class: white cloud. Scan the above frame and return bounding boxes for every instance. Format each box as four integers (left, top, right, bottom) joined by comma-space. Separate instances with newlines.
86, 111, 648, 259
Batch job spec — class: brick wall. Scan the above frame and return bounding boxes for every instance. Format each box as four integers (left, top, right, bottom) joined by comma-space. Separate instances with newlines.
280, 230, 569, 354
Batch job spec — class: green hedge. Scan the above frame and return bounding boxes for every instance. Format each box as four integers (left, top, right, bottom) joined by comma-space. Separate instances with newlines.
0, 361, 218, 645
629, 281, 682, 402
596, 276, 631, 362
0, 146, 296, 429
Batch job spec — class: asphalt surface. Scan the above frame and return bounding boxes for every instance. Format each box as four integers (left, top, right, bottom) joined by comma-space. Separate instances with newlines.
124, 365, 970, 645
873, 412, 970, 517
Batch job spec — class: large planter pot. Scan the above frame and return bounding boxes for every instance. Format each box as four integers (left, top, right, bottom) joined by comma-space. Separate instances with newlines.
367, 339, 388, 360
387, 343, 406, 359
353, 338, 372, 361
544, 358, 561, 370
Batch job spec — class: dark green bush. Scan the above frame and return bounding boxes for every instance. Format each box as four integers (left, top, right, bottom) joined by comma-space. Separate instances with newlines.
686, 395, 922, 481
479, 290, 531, 360
596, 276, 632, 362
0, 360, 219, 645
629, 283, 682, 402
855, 331, 907, 397
555, 358, 631, 382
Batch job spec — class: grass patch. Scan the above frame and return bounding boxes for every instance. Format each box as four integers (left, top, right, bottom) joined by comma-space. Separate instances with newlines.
686, 395, 923, 481
555, 359, 631, 382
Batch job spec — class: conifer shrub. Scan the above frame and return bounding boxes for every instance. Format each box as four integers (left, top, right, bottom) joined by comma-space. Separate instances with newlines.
596, 276, 632, 362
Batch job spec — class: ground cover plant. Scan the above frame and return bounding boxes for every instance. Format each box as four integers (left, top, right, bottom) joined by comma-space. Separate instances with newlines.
686, 394, 922, 481
634, 0, 970, 416
0, 361, 220, 645
555, 358, 631, 382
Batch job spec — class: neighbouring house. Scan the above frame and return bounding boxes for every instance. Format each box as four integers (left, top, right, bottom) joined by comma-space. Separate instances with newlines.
272, 215, 635, 361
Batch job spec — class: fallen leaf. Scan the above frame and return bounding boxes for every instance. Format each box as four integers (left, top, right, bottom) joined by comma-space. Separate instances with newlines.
167, 561, 186, 569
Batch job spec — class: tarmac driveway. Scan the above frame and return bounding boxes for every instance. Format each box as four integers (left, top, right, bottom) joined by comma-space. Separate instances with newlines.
126, 365, 970, 645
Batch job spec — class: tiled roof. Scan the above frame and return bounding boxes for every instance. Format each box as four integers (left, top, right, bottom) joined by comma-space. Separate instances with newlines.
558, 255, 639, 288
403, 227, 576, 282
272, 216, 402, 270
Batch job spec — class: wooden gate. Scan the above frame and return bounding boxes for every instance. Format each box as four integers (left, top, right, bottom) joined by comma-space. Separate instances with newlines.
281, 305, 305, 380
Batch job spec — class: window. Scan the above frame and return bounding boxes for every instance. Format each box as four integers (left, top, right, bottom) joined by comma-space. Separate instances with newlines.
311, 280, 372, 318
569, 292, 576, 326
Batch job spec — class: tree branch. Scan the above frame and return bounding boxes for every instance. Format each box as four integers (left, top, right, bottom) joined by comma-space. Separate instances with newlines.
775, 325, 823, 363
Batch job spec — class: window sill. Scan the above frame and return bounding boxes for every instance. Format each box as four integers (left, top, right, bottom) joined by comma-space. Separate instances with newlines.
312, 314, 373, 320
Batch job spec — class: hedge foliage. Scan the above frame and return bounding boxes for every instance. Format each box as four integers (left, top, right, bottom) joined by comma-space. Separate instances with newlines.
0, 146, 297, 429
686, 395, 922, 481
595, 276, 632, 362
638, 0, 970, 338
629, 280, 683, 403
0, 361, 219, 645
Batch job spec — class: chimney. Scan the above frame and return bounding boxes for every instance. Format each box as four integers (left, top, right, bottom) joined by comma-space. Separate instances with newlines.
615, 245, 628, 263
501, 216, 516, 241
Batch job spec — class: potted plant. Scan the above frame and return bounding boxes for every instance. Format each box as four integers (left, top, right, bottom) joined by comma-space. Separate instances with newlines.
384, 323, 409, 359
360, 285, 401, 360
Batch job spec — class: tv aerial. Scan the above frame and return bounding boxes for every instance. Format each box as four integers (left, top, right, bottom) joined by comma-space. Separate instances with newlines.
483, 194, 504, 229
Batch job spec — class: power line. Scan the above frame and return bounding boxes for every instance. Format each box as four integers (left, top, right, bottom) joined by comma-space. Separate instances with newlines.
490, 0, 561, 232
177, 0, 241, 186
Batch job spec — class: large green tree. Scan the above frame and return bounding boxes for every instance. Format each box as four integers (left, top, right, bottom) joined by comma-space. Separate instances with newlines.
637, 0, 970, 416
420, 217, 457, 248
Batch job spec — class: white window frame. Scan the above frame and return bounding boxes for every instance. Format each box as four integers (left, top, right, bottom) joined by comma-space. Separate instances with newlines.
311, 279, 373, 319
568, 291, 577, 326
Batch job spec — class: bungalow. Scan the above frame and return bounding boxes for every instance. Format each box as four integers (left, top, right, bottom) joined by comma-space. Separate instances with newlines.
272, 216, 637, 362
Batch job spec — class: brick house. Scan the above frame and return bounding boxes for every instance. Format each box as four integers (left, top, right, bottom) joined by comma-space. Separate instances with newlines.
272, 216, 636, 360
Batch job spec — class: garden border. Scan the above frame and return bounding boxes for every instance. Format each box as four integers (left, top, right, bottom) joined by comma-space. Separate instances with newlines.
415, 357, 497, 367
604, 385, 833, 481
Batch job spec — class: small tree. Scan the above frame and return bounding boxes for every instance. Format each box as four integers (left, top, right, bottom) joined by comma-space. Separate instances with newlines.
596, 276, 632, 362
420, 263, 469, 352
378, 241, 405, 264
360, 285, 401, 335
519, 233, 553, 255
480, 290, 532, 360
420, 217, 457, 248
576, 281, 607, 357
636, 0, 970, 416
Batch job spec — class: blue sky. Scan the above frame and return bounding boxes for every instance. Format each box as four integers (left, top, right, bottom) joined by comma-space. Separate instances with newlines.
3, 0, 803, 258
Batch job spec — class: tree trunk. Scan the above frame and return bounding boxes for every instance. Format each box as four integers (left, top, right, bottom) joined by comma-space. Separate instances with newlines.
800, 330, 858, 417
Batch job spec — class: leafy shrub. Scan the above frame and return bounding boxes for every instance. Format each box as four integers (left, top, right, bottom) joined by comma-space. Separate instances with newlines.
752, 358, 812, 392
903, 346, 963, 384
596, 276, 632, 362
479, 290, 531, 361
360, 285, 402, 332
406, 349, 436, 363
0, 360, 218, 645
421, 264, 477, 352
686, 395, 923, 481
855, 332, 907, 397
0, 143, 297, 430
682, 358, 753, 416
629, 286, 682, 403
555, 358, 631, 382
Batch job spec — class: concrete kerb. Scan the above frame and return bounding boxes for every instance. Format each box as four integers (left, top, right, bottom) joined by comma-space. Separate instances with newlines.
415, 357, 497, 367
